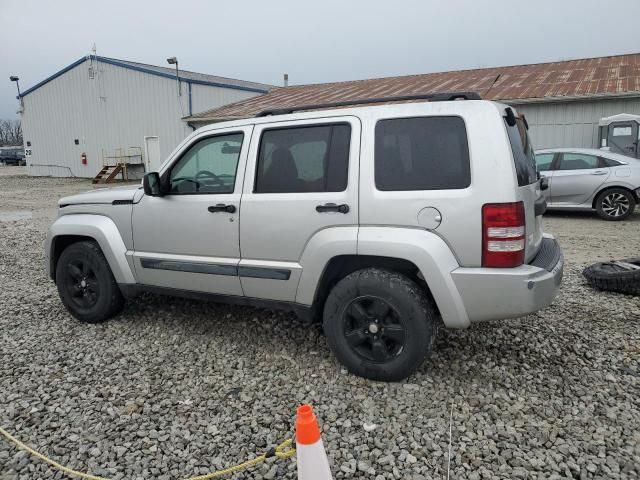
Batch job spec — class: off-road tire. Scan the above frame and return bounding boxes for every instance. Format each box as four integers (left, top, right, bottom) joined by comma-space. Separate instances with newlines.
595, 188, 635, 221
583, 258, 640, 296
55, 241, 125, 322
323, 268, 437, 381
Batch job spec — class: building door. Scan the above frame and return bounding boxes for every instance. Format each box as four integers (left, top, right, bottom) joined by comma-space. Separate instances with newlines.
144, 136, 161, 171
607, 122, 639, 158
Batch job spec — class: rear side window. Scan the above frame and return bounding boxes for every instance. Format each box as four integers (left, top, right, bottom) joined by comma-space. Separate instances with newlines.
375, 116, 470, 191
505, 118, 537, 186
255, 124, 350, 193
558, 153, 599, 170
600, 157, 622, 167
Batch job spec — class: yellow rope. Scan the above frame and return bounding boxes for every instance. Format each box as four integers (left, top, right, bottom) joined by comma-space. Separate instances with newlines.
0, 425, 295, 480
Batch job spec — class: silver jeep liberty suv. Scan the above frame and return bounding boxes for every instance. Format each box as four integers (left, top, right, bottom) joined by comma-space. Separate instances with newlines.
46, 92, 563, 381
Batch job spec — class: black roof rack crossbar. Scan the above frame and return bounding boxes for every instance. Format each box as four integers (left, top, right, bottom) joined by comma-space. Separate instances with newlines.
255, 91, 482, 117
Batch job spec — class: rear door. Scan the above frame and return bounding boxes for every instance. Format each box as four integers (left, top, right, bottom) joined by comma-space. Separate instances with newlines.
239, 116, 360, 301
551, 152, 610, 205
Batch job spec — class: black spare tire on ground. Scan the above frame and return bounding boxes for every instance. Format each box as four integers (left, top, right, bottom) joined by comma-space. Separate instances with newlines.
323, 268, 437, 382
583, 258, 640, 296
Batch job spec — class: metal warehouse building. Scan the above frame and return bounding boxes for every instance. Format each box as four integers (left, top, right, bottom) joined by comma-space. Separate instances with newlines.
18, 55, 272, 178
186, 53, 640, 152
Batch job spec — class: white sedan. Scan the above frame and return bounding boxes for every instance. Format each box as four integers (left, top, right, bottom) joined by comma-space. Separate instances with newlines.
535, 148, 640, 221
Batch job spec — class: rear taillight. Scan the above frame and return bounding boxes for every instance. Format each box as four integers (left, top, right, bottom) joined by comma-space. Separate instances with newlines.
482, 202, 525, 268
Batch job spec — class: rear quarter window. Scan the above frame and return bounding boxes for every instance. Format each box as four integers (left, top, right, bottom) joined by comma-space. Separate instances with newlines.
375, 116, 470, 191
506, 118, 538, 186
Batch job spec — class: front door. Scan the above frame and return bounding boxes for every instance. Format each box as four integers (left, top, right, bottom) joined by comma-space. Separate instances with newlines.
551, 152, 610, 205
132, 127, 252, 295
607, 122, 639, 158
239, 117, 361, 301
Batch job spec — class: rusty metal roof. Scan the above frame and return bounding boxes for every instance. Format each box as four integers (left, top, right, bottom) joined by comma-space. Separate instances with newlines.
186, 53, 640, 122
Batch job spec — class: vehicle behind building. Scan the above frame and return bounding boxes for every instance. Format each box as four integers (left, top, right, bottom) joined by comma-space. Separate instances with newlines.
45, 93, 563, 381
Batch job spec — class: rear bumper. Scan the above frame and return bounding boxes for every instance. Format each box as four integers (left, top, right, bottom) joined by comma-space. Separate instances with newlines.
451, 235, 563, 323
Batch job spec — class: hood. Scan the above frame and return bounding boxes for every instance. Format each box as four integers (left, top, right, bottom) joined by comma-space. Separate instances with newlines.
59, 184, 143, 207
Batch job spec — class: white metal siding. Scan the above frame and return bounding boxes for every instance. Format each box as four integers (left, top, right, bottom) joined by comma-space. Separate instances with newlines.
21, 60, 262, 178
190, 83, 256, 117
513, 97, 640, 150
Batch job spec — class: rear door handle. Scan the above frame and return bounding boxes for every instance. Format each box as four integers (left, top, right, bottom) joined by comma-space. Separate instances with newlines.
590, 170, 607, 175
316, 203, 349, 214
208, 204, 236, 213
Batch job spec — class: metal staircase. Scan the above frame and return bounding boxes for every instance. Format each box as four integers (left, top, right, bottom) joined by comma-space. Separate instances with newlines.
92, 147, 143, 184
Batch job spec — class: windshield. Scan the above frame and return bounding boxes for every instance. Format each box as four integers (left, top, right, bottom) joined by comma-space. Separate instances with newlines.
505, 117, 538, 186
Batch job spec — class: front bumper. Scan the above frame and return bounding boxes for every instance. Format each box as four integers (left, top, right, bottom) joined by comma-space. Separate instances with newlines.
451, 235, 563, 323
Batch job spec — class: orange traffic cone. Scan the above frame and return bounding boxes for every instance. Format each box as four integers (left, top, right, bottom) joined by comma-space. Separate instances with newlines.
295, 404, 333, 480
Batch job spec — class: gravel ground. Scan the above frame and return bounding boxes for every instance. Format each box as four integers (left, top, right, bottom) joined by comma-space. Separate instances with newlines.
1, 167, 639, 480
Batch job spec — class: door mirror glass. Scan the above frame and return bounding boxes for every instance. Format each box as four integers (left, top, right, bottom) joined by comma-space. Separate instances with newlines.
143, 172, 162, 196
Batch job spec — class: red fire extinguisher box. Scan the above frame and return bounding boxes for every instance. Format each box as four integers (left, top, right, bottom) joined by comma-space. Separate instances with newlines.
81, 153, 87, 165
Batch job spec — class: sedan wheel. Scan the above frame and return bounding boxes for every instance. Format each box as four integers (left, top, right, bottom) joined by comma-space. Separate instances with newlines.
596, 188, 635, 221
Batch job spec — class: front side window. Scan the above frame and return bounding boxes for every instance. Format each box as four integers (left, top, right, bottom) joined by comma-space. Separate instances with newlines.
169, 133, 243, 194
375, 116, 470, 191
558, 153, 599, 170
535, 153, 554, 172
255, 124, 351, 193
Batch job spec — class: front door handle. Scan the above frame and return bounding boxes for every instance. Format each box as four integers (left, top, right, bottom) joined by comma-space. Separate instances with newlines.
316, 203, 349, 214
590, 171, 607, 176
208, 204, 236, 213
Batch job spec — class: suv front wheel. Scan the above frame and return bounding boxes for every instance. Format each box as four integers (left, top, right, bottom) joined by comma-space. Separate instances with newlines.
323, 268, 437, 381
55, 241, 124, 323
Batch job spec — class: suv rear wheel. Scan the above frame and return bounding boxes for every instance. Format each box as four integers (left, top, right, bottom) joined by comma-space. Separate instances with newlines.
55, 241, 124, 323
595, 188, 635, 221
322, 268, 436, 381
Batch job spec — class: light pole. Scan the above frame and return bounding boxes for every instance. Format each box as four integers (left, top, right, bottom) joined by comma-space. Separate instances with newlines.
166, 57, 181, 96
10, 76, 23, 108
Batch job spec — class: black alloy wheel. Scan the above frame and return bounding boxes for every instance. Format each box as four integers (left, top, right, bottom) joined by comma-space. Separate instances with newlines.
342, 295, 406, 363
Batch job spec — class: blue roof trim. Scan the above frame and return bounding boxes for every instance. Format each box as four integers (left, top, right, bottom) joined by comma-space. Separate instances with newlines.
103, 57, 269, 93
19, 57, 88, 97
19, 55, 270, 98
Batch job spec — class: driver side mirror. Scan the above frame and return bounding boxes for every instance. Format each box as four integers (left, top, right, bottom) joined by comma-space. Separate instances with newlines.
143, 172, 163, 196
539, 176, 549, 191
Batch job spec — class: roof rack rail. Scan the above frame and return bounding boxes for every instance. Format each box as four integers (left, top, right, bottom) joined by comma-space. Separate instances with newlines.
255, 91, 482, 117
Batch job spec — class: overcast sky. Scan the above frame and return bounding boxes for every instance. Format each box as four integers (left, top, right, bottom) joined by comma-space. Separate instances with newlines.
1, 0, 640, 119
